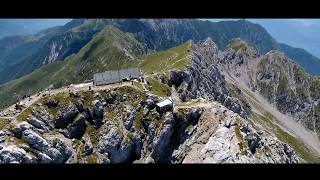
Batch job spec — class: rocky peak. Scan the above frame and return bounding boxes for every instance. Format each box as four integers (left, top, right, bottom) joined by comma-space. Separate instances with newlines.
191, 37, 219, 63
226, 38, 249, 52
140, 19, 188, 30
195, 37, 218, 53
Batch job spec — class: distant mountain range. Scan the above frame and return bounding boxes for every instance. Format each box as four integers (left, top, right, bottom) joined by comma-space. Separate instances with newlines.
0, 18, 319, 88
249, 19, 320, 59
0, 19, 319, 86
0, 19, 70, 39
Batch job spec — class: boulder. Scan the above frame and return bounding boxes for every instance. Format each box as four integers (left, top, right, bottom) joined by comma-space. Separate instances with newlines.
96, 152, 110, 164
22, 130, 50, 151
0, 131, 6, 143
76, 99, 84, 113
245, 133, 261, 154
24, 154, 37, 163
37, 152, 52, 164
45, 147, 64, 163
27, 117, 49, 132
147, 123, 156, 147
84, 108, 94, 124
32, 108, 54, 130
46, 99, 58, 108
19, 144, 31, 152
124, 111, 135, 130
0, 145, 27, 163
53, 139, 72, 162
11, 121, 34, 138
92, 100, 104, 128
132, 130, 142, 159
54, 104, 79, 129
143, 98, 155, 116
106, 91, 117, 104
82, 134, 93, 156
66, 114, 87, 139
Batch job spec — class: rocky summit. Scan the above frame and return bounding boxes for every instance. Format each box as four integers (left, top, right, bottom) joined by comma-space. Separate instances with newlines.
0, 19, 320, 164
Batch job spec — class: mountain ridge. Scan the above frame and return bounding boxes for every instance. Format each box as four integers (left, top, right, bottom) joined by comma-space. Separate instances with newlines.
1, 19, 320, 86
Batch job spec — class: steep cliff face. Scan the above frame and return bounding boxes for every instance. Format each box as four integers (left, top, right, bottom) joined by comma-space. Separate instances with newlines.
215, 38, 320, 138
172, 101, 300, 163
255, 52, 314, 128
160, 38, 248, 118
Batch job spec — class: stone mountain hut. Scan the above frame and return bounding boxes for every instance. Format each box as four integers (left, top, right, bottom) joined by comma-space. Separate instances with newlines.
93, 68, 140, 86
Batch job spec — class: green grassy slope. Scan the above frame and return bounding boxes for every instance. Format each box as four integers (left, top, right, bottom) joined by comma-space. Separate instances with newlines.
0, 26, 144, 108
0, 27, 193, 108
139, 40, 192, 74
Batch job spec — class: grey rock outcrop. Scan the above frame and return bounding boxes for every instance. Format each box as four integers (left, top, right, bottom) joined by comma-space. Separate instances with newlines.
124, 111, 135, 130
92, 100, 104, 128
45, 147, 64, 163
151, 112, 174, 161
66, 114, 86, 139
97, 125, 133, 163
0, 131, 6, 143
76, 99, 84, 113
52, 139, 72, 162
132, 130, 142, 159
22, 130, 50, 151
37, 152, 52, 164
54, 104, 79, 129
82, 134, 93, 155
167, 39, 247, 118
46, 99, 59, 108
171, 102, 300, 163
143, 98, 155, 117
0, 145, 34, 164
27, 117, 49, 132
11, 121, 34, 138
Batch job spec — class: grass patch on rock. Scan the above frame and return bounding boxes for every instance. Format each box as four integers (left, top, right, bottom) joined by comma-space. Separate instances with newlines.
86, 153, 98, 163
140, 40, 191, 74
147, 78, 171, 97
85, 126, 99, 146
0, 118, 11, 129
16, 107, 33, 122
234, 125, 248, 156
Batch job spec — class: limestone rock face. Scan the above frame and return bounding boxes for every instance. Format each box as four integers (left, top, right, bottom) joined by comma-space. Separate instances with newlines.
167, 39, 247, 118
97, 125, 133, 163
171, 102, 300, 164
151, 112, 174, 161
